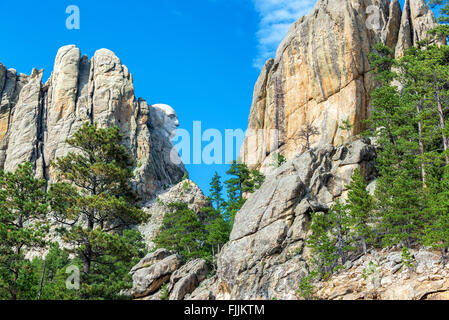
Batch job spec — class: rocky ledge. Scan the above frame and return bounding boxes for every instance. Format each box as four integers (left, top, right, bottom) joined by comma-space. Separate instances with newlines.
316, 248, 449, 300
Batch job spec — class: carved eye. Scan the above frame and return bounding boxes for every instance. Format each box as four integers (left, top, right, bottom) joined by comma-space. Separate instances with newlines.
168, 114, 176, 120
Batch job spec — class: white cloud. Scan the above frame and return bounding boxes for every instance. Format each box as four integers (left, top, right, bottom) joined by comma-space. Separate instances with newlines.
252, 0, 316, 69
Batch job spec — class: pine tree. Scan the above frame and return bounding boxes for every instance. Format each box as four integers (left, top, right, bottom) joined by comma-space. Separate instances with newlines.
307, 211, 340, 279
154, 202, 206, 261
270, 152, 287, 168
209, 172, 224, 212
31, 242, 80, 300
0, 163, 49, 300
422, 166, 449, 261
346, 169, 374, 255
368, 43, 424, 248
298, 121, 320, 150
428, 0, 449, 40
327, 200, 355, 266
205, 214, 231, 270
49, 122, 148, 299
224, 161, 265, 224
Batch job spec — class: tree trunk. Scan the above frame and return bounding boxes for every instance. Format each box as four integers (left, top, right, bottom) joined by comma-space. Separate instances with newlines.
83, 217, 94, 275
37, 261, 47, 300
417, 103, 427, 186
436, 92, 449, 164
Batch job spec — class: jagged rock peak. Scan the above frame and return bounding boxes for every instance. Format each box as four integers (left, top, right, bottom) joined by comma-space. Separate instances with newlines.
240, 0, 441, 173
395, 0, 444, 58
0, 45, 186, 200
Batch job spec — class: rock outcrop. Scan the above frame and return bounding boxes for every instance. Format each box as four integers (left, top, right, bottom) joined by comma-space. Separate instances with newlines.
240, 0, 441, 172
0, 45, 186, 201
130, 249, 209, 300
315, 248, 449, 300
395, 0, 445, 58
168, 259, 209, 300
209, 140, 377, 300
138, 179, 208, 249
131, 249, 182, 298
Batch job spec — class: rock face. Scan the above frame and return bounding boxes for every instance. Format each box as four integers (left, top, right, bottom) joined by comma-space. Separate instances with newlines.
315, 248, 449, 300
168, 259, 209, 300
130, 250, 209, 300
131, 249, 182, 298
395, 0, 445, 58
0, 45, 186, 200
240, 0, 441, 171
138, 179, 208, 249
210, 140, 377, 300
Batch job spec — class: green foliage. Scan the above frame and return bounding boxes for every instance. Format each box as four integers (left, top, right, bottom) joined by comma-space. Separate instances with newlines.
346, 169, 374, 254
338, 117, 354, 143
224, 161, 265, 224
362, 261, 379, 287
209, 172, 224, 212
182, 180, 191, 191
204, 211, 231, 265
79, 229, 146, 300
31, 243, 80, 300
422, 166, 449, 258
182, 172, 189, 181
154, 202, 206, 261
307, 212, 340, 279
0, 163, 50, 300
401, 247, 415, 271
368, 44, 426, 248
296, 270, 318, 300
49, 122, 148, 299
429, 0, 449, 39
159, 283, 169, 300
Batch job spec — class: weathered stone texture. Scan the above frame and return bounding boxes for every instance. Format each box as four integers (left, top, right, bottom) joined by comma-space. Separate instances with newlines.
0, 45, 186, 200
240, 0, 441, 172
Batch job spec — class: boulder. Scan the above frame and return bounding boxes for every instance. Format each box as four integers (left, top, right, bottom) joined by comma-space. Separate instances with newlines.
131, 254, 182, 298
130, 248, 174, 274
168, 259, 209, 300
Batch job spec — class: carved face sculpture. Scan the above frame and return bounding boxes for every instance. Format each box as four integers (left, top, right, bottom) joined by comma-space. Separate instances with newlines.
152, 104, 180, 139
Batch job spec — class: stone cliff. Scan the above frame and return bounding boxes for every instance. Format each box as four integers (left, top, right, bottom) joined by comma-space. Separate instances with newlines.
188, 0, 444, 300
0, 45, 185, 201
212, 140, 378, 299
240, 0, 441, 172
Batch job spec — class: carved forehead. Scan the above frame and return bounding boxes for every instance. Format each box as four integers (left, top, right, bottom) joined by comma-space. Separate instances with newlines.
152, 104, 177, 117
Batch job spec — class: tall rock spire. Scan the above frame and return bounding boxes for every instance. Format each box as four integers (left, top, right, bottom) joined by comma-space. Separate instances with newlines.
240, 0, 442, 173
0, 45, 186, 201
395, 0, 442, 58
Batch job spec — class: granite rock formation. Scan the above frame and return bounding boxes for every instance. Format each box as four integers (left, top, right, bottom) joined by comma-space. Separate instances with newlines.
0, 45, 186, 201
130, 249, 209, 300
240, 0, 441, 172
138, 179, 208, 250
315, 248, 449, 300
209, 139, 377, 300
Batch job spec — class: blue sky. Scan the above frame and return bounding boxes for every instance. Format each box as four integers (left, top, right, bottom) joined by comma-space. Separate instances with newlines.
0, 0, 319, 197
0, 0, 430, 198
